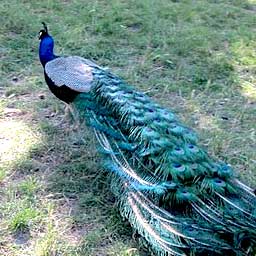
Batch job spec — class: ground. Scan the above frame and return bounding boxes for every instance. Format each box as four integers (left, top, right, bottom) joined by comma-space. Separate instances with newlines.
0, 0, 255, 255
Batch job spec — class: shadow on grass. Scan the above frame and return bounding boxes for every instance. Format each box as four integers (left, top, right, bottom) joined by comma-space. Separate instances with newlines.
6, 102, 147, 255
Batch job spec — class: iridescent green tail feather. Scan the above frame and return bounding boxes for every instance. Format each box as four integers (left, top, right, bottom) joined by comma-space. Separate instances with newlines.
73, 67, 256, 255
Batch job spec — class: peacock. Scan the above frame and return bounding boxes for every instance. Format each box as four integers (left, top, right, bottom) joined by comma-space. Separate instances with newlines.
38, 23, 256, 256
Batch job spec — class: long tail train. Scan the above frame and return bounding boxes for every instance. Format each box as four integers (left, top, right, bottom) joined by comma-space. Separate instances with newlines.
72, 69, 256, 255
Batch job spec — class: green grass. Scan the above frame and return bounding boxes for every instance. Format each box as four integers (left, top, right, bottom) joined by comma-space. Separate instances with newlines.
0, 0, 255, 255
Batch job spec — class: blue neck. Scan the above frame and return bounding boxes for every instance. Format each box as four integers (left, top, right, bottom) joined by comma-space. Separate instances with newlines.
39, 35, 55, 67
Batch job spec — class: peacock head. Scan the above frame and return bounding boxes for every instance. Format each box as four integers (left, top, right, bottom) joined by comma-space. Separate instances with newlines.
38, 22, 49, 40
38, 22, 55, 66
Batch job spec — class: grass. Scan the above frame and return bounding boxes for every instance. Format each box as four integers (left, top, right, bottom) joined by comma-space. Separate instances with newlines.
0, 0, 255, 255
